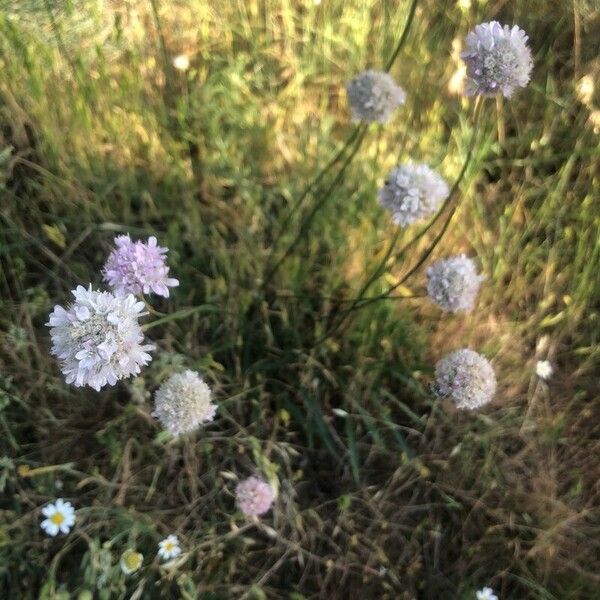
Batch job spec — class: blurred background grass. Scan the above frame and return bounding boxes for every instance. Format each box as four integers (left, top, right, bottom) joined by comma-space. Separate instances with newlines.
0, 0, 599, 598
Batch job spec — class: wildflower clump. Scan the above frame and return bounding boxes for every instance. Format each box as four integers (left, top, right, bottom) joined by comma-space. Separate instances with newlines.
433, 349, 496, 410
40, 498, 75, 536
103, 235, 179, 298
46, 286, 154, 391
345, 70, 406, 123
235, 476, 274, 517
461, 21, 533, 97
378, 163, 449, 226
426, 255, 485, 313
152, 370, 217, 437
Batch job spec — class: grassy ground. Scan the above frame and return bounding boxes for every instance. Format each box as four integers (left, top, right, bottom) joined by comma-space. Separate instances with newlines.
0, 0, 599, 598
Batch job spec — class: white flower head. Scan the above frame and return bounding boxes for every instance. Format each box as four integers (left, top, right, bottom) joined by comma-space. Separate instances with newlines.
379, 163, 449, 227
158, 534, 182, 560
345, 70, 406, 123
40, 498, 75, 536
535, 360, 553, 380
427, 255, 485, 313
46, 285, 154, 391
461, 21, 533, 98
152, 370, 217, 437
172, 54, 190, 71
476, 587, 498, 600
433, 348, 496, 410
120, 549, 143, 575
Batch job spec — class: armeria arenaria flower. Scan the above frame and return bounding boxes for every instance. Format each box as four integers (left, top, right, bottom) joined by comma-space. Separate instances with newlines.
378, 163, 449, 227
152, 370, 217, 437
235, 476, 274, 517
433, 349, 496, 410
535, 360, 553, 380
103, 235, 179, 298
345, 70, 406, 123
476, 587, 498, 600
120, 549, 143, 575
46, 286, 154, 391
158, 534, 181, 560
40, 498, 75, 536
461, 21, 533, 97
426, 255, 485, 313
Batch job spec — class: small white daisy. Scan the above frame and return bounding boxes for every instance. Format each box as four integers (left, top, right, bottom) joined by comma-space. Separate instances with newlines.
172, 55, 190, 71
476, 587, 498, 600
40, 498, 75, 536
158, 534, 182, 560
120, 549, 143, 575
535, 360, 553, 380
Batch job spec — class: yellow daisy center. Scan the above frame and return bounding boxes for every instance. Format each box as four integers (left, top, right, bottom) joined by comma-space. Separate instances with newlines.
123, 551, 142, 570
164, 542, 174, 551
51, 512, 65, 525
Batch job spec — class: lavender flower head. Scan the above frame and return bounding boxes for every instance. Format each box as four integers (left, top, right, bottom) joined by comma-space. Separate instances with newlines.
346, 70, 406, 123
433, 349, 496, 410
379, 163, 449, 226
426, 255, 485, 313
235, 476, 274, 517
461, 21, 533, 98
152, 370, 217, 437
46, 286, 154, 391
103, 235, 179, 298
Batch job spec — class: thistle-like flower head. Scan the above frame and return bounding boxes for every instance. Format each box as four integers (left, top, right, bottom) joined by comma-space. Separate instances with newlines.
461, 21, 533, 97
152, 370, 217, 437
103, 235, 179, 298
46, 286, 154, 391
235, 476, 274, 517
426, 255, 485, 313
346, 70, 406, 123
433, 349, 496, 410
378, 163, 449, 227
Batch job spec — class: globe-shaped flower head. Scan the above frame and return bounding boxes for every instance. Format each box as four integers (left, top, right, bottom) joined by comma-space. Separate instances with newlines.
103, 235, 179, 298
426, 255, 485, 313
152, 370, 217, 437
346, 70, 406, 123
378, 163, 449, 227
235, 476, 274, 517
461, 21, 533, 98
46, 286, 154, 391
433, 349, 496, 410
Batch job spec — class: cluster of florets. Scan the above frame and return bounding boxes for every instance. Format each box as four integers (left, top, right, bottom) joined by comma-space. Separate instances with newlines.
103, 235, 179, 298
235, 476, 275, 516
46, 286, 154, 391
461, 21, 533, 98
378, 163, 449, 227
346, 70, 406, 123
426, 255, 485, 313
433, 349, 497, 410
151, 370, 217, 437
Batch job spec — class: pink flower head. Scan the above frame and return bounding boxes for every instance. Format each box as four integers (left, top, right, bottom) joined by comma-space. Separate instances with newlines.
235, 476, 274, 517
103, 235, 179, 298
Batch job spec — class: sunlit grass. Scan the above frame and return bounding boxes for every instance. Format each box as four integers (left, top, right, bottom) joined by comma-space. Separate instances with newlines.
0, 1, 598, 598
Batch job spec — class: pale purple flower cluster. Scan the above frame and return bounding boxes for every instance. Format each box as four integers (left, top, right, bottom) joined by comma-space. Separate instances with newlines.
379, 163, 449, 227
461, 21, 533, 98
433, 349, 496, 410
46, 286, 154, 391
346, 70, 406, 123
103, 235, 179, 298
152, 370, 217, 437
426, 255, 485, 313
235, 476, 274, 516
